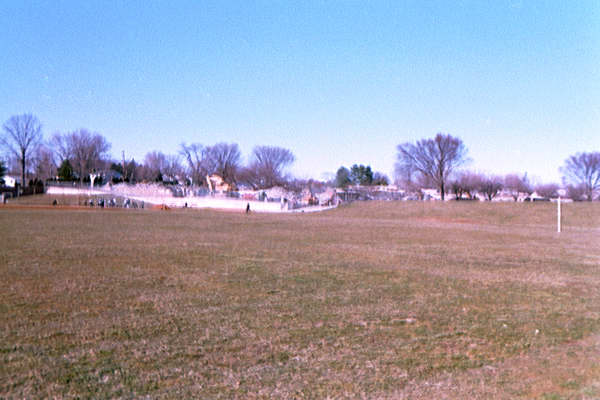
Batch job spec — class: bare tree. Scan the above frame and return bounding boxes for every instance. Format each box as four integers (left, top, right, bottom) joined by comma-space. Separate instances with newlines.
241, 146, 295, 189
32, 144, 57, 182
52, 129, 111, 184
143, 151, 168, 181
560, 152, 600, 201
395, 162, 434, 195
180, 143, 206, 186
164, 155, 183, 182
396, 133, 468, 200
1, 114, 42, 187
50, 132, 69, 162
124, 159, 140, 183
566, 184, 586, 201
204, 142, 241, 185
143, 151, 182, 182
478, 175, 503, 201
534, 183, 560, 199
451, 171, 481, 200
503, 173, 532, 201
394, 161, 418, 191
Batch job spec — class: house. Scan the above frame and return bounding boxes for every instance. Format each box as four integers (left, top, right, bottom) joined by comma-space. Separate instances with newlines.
315, 188, 337, 206
264, 186, 293, 202
373, 184, 400, 193
525, 191, 550, 202
1, 176, 17, 187
421, 188, 442, 201
299, 188, 317, 205
206, 174, 231, 193
492, 190, 519, 202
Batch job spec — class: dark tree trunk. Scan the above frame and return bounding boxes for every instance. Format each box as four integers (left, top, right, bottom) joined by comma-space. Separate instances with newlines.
21, 150, 26, 188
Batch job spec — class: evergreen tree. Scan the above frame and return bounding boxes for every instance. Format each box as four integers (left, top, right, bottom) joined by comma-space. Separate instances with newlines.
57, 159, 74, 181
350, 164, 373, 186
335, 166, 351, 187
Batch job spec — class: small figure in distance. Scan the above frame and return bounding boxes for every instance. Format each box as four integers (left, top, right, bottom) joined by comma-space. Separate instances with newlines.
52, 199, 58, 206
246, 202, 250, 214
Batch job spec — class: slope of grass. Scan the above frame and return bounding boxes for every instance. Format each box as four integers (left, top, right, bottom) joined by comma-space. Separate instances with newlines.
1, 201, 598, 398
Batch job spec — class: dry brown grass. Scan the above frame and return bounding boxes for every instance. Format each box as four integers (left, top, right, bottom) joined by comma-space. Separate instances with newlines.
1, 199, 599, 398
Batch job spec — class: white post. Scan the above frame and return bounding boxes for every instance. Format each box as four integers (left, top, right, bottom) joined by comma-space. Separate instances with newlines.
90, 173, 97, 190
557, 196, 561, 233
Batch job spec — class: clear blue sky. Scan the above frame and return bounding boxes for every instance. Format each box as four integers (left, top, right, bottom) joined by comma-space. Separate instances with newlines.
2, 1, 598, 183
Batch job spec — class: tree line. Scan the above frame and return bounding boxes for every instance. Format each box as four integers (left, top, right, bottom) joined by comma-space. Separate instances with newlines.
1, 113, 599, 200
394, 133, 600, 201
335, 164, 390, 188
0, 114, 296, 190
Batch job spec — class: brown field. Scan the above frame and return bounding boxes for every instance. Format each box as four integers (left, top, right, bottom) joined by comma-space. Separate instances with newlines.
1, 197, 599, 398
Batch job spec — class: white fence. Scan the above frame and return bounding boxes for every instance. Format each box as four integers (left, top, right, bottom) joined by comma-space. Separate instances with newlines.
46, 186, 334, 213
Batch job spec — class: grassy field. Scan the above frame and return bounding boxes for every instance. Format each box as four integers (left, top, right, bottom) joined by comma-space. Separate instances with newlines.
1, 198, 599, 398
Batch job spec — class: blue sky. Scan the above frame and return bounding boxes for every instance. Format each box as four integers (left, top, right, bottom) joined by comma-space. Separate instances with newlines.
1, 1, 598, 183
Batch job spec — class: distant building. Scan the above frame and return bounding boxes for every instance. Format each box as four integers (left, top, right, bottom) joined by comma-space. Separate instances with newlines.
526, 191, 548, 202
206, 174, 231, 193
421, 188, 442, 201
315, 188, 337, 206
1, 176, 17, 187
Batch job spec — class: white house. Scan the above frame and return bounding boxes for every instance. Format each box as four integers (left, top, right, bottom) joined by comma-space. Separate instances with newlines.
1, 176, 17, 187
421, 188, 442, 201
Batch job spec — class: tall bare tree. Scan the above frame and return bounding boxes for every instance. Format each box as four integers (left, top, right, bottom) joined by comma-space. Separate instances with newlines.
51, 129, 111, 184
241, 145, 295, 189
163, 155, 183, 182
32, 144, 57, 182
560, 152, 600, 201
142, 151, 182, 182
204, 142, 241, 185
1, 114, 42, 187
180, 142, 206, 186
143, 151, 168, 181
50, 132, 70, 162
396, 133, 468, 200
